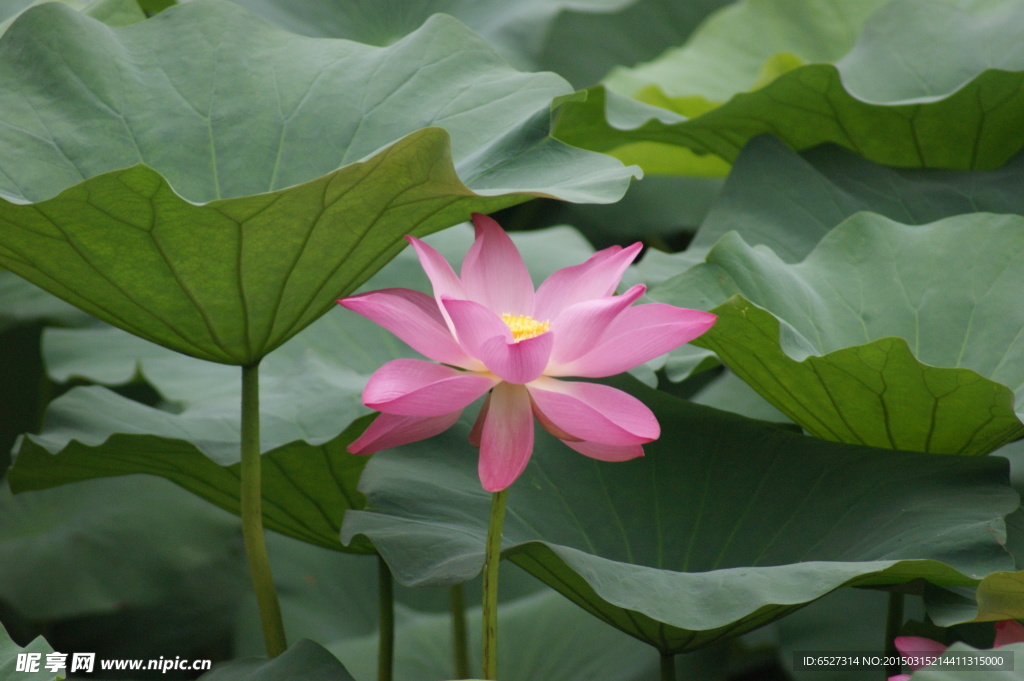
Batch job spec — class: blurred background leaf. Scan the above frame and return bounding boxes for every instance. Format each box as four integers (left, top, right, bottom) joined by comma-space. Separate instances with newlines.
200, 639, 356, 681
0, 476, 245, 676
225, 0, 733, 89
556, 0, 1024, 174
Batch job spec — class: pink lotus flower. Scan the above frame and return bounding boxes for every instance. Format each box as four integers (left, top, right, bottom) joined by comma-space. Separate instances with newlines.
338, 214, 716, 491
888, 620, 1024, 680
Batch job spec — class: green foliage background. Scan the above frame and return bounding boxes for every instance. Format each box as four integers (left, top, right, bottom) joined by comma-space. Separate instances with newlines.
1, 1, 1024, 680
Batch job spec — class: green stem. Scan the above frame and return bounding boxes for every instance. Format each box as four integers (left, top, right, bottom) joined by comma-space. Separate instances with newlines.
450, 584, 470, 679
885, 591, 905, 679
481, 488, 508, 680
240, 362, 287, 657
660, 652, 676, 681
378, 555, 395, 681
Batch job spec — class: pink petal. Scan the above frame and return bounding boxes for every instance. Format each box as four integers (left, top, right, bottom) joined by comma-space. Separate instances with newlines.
338, 288, 480, 369
479, 332, 554, 384
405, 235, 466, 330
442, 297, 512, 360
527, 377, 658, 445
347, 411, 462, 455
550, 303, 716, 378
548, 284, 646, 367
461, 213, 535, 315
888, 676, 911, 681
405, 236, 464, 300
534, 242, 642, 320
994, 620, 1024, 646
894, 636, 948, 670
561, 439, 645, 462
363, 359, 496, 416
478, 382, 534, 492
443, 298, 553, 383
531, 397, 579, 440
469, 392, 490, 447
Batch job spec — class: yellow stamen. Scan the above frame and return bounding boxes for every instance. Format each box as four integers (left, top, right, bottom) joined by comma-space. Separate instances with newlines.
501, 313, 551, 342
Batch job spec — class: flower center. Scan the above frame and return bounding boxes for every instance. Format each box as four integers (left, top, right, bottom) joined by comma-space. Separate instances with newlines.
501, 313, 551, 342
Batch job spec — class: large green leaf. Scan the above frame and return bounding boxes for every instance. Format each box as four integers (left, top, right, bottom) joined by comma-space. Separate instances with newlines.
341, 376, 1016, 654
0, 476, 250, 666
556, 0, 1024, 174
232, 533, 668, 681
917, 445, 1024, 626
327, 590, 662, 681
228, 0, 732, 89
10, 394, 374, 552
0, 1, 637, 365
654, 212, 1024, 454
0, 476, 242, 619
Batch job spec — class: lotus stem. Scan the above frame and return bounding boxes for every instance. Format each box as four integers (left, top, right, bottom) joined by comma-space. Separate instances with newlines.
660, 652, 676, 681
240, 362, 287, 657
378, 555, 395, 681
885, 591, 905, 678
450, 583, 471, 678
481, 488, 508, 680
